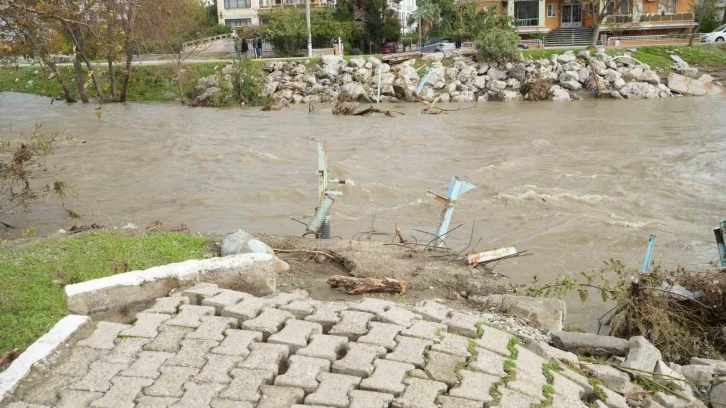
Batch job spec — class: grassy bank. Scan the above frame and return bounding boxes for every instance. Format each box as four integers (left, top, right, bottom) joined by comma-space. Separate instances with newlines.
0, 231, 215, 357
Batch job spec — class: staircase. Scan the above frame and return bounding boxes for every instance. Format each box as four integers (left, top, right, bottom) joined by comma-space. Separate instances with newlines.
545, 27, 599, 47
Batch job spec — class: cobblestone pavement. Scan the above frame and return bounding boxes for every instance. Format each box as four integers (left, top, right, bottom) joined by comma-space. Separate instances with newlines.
2, 284, 605, 408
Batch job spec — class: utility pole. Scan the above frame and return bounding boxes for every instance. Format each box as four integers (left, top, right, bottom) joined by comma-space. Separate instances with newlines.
306, 0, 312, 57
418, 0, 422, 47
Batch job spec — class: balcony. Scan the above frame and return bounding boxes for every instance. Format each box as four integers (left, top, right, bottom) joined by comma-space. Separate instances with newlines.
515, 17, 540, 27
258, 0, 335, 8
604, 12, 695, 26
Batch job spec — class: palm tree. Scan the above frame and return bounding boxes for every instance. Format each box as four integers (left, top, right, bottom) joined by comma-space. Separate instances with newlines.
409, 0, 440, 40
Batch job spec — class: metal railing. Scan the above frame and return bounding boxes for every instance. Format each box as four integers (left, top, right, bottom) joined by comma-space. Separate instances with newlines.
604, 12, 695, 24
259, 0, 334, 7
519, 39, 544, 46
182, 34, 232, 49
606, 34, 695, 45
515, 17, 540, 27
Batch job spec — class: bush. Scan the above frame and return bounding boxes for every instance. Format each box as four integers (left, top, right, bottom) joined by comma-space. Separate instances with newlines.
349, 47, 363, 55
261, 8, 307, 57
476, 9, 521, 63
230, 59, 269, 105
211, 24, 233, 36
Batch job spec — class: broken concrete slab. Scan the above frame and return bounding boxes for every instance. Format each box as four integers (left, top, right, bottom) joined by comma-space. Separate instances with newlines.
470, 295, 566, 332
550, 331, 629, 357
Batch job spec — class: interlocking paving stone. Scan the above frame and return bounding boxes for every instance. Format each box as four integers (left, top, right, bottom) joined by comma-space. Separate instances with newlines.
349, 390, 395, 408
552, 394, 589, 408
280, 300, 319, 319
166, 305, 217, 328
358, 322, 405, 351
202, 289, 251, 314
119, 351, 174, 378
297, 334, 348, 362
182, 283, 222, 305
332, 342, 387, 378
442, 312, 482, 338
431, 333, 474, 358
170, 381, 225, 408
52, 347, 108, 377
194, 354, 243, 384
144, 325, 194, 353
477, 325, 514, 357
22, 375, 73, 405
506, 373, 545, 401
5, 403, 52, 408
423, 350, 467, 387
210, 399, 254, 408
377, 307, 422, 328
268, 319, 323, 353
490, 386, 540, 408
401, 320, 447, 341
552, 371, 591, 401
69, 361, 127, 392
274, 355, 331, 392
145, 366, 200, 397
409, 369, 429, 379
144, 296, 190, 314
386, 336, 433, 368
305, 302, 348, 332
291, 405, 332, 408
56, 390, 103, 408
100, 337, 151, 365
392, 377, 447, 408
120, 313, 171, 338
219, 369, 274, 402
304, 373, 361, 408
413, 300, 453, 323
165, 339, 219, 368
211, 329, 263, 357
239, 342, 290, 376
349, 298, 395, 314
448, 370, 498, 403
468, 347, 507, 378
514, 346, 547, 384
329, 311, 376, 341
436, 395, 485, 408
187, 316, 238, 341
89, 376, 153, 408
77, 321, 130, 350
264, 291, 308, 307
222, 298, 275, 323
242, 308, 295, 339
135, 396, 180, 408
559, 366, 594, 392
257, 385, 305, 408
360, 359, 415, 396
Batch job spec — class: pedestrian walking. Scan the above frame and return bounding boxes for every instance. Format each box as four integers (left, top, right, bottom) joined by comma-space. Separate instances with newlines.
256, 35, 263, 60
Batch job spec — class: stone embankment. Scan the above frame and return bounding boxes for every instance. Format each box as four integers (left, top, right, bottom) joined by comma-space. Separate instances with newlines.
2, 280, 724, 408
190, 50, 718, 106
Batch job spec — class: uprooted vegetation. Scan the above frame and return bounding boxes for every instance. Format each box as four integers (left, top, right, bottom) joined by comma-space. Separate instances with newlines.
522, 260, 726, 363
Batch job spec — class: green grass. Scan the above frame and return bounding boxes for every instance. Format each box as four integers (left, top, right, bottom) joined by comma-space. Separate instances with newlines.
0, 231, 214, 356
522, 47, 582, 60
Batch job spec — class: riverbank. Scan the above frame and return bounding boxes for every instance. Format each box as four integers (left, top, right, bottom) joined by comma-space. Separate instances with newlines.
2, 44, 726, 103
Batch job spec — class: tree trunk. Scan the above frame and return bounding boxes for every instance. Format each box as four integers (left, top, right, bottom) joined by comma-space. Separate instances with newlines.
66, 23, 106, 103
48, 62, 77, 103
176, 61, 185, 105
119, 6, 135, 103
73, 57, 89, 103
107, 54, 117, 101
327, 275, 407, 294
590, 23, 602, 49
80, 53, 105, 103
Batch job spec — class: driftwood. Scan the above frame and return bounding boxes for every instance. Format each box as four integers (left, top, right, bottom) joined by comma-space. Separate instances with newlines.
328, 275, 407, 295
332, 102, 404, 117
353, 106, 405, 117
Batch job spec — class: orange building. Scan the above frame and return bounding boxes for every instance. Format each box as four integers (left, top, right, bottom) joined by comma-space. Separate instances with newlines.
478, 0, 696, 46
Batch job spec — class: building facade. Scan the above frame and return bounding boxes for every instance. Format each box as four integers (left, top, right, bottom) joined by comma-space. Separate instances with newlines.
218, 0, 337, 28
389, 0, 418, 34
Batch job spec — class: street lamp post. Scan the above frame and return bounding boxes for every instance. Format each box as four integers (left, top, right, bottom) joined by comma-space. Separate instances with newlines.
306, 0, 313, 57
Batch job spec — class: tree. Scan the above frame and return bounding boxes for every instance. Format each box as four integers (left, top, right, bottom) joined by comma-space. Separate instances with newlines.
581, 0, 630, 48
695, 0, 721, 34
261, 7, 307, 57
409, 0, 441, 39
450, 0, 487, 42
477, 8, 520, 62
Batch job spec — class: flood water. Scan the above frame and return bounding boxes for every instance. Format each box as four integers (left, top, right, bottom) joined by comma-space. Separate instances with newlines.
2, 91, 725, 328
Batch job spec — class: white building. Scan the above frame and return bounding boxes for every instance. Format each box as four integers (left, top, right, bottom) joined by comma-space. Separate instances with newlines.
218, 0, 260, 27
389, 0, 417, 34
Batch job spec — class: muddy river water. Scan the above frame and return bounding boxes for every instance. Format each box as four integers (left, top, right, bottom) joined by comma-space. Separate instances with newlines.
2, 91, 725, 328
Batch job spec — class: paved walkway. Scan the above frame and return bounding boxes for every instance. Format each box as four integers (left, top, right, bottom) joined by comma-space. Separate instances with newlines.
1, 284, 611, 408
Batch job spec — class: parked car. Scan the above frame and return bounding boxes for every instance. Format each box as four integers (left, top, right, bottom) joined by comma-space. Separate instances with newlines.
420, 38, 456, 53
701, 24, 726, 43
380, 42, 397, 54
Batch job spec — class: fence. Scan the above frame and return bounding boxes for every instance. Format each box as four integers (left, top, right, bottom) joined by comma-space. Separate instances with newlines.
182, 34, 232, 50
520, 39, 544, 49
606, 34, 699, 46
604, 12, 695, 25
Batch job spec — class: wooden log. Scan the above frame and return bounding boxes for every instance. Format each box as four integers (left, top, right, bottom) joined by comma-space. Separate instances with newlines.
328, 275, 407, 295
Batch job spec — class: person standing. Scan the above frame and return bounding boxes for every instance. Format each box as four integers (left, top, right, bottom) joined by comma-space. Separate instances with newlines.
256, 35, 263, 60
252, 33, 260, 59
232, 31, 241, 59
241, 37, 249, 58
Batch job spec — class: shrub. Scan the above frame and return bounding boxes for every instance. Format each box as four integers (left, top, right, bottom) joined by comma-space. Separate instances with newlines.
230, 59, 269, 106
211, 24, 233, 36
476, 9, 521, 63
261, 8, 307, 57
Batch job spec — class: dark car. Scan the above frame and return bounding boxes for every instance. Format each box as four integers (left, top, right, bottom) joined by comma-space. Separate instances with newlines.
380, 42, 397, 54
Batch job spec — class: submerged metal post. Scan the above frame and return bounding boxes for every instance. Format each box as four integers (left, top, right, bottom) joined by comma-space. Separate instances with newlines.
426, 177, 476, 247
307, 142, 351, 239
715, 220, 726, 267
415, 67, 435, 96
376, 64, 384, 103
640, 234, 657, 273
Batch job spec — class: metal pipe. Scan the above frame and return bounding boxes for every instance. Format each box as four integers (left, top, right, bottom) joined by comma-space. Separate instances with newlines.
306, 0, 312, 57
715, 227, 726, 267
376, 64, 383, 103
318, 216, 331, 239
640, 234, 657, 273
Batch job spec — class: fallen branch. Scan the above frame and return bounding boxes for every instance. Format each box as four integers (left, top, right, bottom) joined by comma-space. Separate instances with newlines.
332, 102, 404, 117
328, 275, 407, 295
0, 348, 19, 370
353, 106, 404, 117
273, 249, 341, 262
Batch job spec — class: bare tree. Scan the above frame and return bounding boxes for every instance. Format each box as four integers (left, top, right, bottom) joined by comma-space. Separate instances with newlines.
583, 0, 631, 48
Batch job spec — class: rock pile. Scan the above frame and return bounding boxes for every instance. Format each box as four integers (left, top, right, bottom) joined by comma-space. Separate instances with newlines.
191, 50, 687, 106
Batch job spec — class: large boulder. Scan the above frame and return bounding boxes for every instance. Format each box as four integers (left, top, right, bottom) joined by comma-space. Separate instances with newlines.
348, 57, 366, 68
561, 80, 582, 91
639, 70, 660, 85
620, 336, 661, 372
620, 82, 659, 99
473, 295, 566, 332
487, 80, 507, 91
623, 67, 644, 82
505, 78, 521, 90
612, 78, 626, 90
488, 89, 522, 101
603, 69, 621, 83
353, 68, 372, 82
221, 230, 275, 257
452, 91, 476, 102
368, 56, 382, 68
577, 68, 591, 83
557, 51, 577, 64
559, 71, 580, 83
509, 63, 526, 82
422, 52, 444, 62
321, 55, 342, 65
192, 87, 221, 107
548, 85, 571, 101
487, 66, 508, 80
550, 331, 629, 357
472, 76, 487, 90
339, 82, 368, 102
581, 362, 637, 394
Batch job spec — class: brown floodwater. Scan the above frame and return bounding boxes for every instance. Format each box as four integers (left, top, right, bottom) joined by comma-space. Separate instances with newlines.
2, 91, 725, 328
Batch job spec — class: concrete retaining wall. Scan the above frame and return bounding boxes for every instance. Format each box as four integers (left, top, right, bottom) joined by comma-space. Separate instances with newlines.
64, 253, 277, 317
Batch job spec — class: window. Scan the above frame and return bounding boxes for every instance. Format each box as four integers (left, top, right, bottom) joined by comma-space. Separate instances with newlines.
658, 0, 676, 14
547, 3, 556, 17
225, 0, 251, 9
226, 18, 252, 27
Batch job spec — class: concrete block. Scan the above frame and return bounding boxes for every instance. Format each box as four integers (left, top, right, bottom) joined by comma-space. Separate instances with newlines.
258, 385, 305, 408
431, 333, 472, 357
449, 370, 498, 403
377, 307, 422, 328
280, 300, 319, 319
332, 342, 387, 378
581, 362, 635, 394
550, 331, 628, 357
601, 386, 629, 408
667, 73, 725, 96
423, 350, 467, 387
473, 295, 566, 332
56, 390, 103, 408
349, 390, 394, 408
437, 395, 484, 408
360, 359, 415, 396
194, 354, 243, 384
401, 321, 446, 341
120, 313, 170, 338
239, 343, 289, 376
145, 366, 199, 397
52, 347, 108, 377
135, 396, 180, 408
621, 336, 661, 372
514, 346, 547, 384
89, 376, 153, 408
477, 325, 513, 357
358, 322, 405, 351
222, 298, 274, 323
210, 399, 254, 408
172, 381, 225, 408
494, 386, 540, 407
119, 351, 174, 378
69, 361, 127, 392
525, 340, 578, 364
201, 289, 251, 314
220, 369, 274, 402
144, 296, 189, 314
442, 312, 482, 338
211, 329, 263, 357
329, 311, 376, 341
268, 320, 323, 353
305, 302, 348, 332
552, 371, 591, 401
187, 316, 238, 341
165, 339, 219, 368
297, 334, 348, 362
65, 254, 277, 316
350, 298, 395, 314
166, 305, 216, 328
17, 374, 72, 406
78, 321, 129, 350
305, 373, 361, 408
263, 291, 308, 307
274, 355, 331, 392
552, 395, 589, 408
468, 347, 506, 377
392, 377, 447, 408
182, 283, 223, 305
144, 325, 194, 353
386, 336, 433, 368
413, 300, 453, 323
101, 337, 150, 365
506, 374, 545, 400
242, 308, 296, 339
